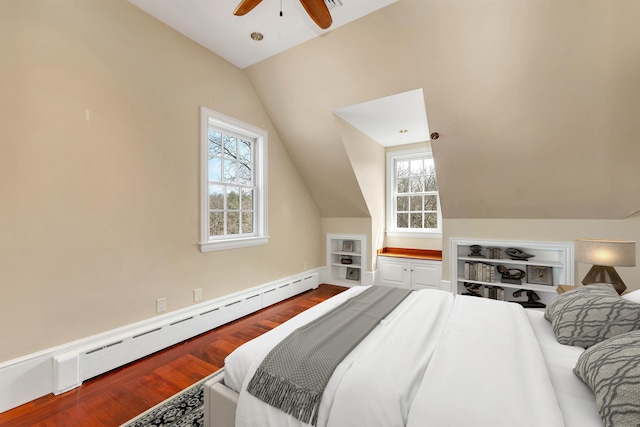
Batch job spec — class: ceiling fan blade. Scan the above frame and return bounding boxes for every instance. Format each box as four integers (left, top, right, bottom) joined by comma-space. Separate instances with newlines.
234, 0, 264, 16
300, 0, 332, 29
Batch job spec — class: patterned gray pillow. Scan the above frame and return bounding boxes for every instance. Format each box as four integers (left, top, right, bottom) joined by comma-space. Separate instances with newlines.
544, 283, 640, 348
574, 330, 640, 427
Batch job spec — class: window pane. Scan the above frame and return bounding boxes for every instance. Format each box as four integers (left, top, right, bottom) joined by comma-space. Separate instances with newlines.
241, 189, 253, 210
241, 212, 253, 234
410, 159, 424, 176
209, 185, 224, 210
238, 163, 252, 185
397, 177, 409, 193
227, 212, 240, 235
224, 135, 237, 159
208, 131, 222, 157
424, 213, 438, 229
410, 213, 422, 228
209, 211, 224, 236
396, 213, 408, 228
425, 174, 437, 191
410, 176, 423, 193
397, 196, 408, 211
424, 195, 437, 211
410, 195, 422, 211
223, 160, 236, 183
396, 160, 409, 178
239, 140, 252, 163
227, 187, 240, 210
208, 157, 222, 182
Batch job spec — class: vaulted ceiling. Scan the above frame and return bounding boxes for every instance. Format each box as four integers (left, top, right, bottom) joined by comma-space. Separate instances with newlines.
134, 0, 640, 220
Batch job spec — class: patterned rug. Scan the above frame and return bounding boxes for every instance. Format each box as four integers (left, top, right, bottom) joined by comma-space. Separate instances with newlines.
120, 373, 218, 427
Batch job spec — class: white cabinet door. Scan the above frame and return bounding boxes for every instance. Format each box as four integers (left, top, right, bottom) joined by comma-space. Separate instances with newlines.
379, 258, 410, 288
411, 261, 442, 289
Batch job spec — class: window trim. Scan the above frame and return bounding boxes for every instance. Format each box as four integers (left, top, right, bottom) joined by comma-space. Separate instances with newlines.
386, 148, 442, 238
199, 107, 268, 252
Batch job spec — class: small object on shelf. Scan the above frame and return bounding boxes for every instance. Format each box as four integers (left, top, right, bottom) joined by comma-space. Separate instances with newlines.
497, 265, 526, 284
526, 265, 553, 286
484, 285, 504, 300
512, 289, 546, 308
340, 255, 353, 265
486, 247, 502, 259
468, 245, 485, 258
462, 283, 483, 297
342, 240, 354, 252
346, 267, 360, 281
505, 248, 534, 261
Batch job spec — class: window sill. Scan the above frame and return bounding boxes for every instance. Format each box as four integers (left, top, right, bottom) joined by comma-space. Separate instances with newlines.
199, 236, 269, 253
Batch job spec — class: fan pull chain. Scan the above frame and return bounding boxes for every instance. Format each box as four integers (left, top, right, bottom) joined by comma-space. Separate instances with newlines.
280, 0, 283, 17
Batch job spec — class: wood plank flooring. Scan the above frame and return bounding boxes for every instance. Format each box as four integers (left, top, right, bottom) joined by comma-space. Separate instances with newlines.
0, 284, 346, 427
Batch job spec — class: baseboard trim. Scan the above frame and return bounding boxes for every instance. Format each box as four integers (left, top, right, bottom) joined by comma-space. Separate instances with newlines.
0, 268, 324, 414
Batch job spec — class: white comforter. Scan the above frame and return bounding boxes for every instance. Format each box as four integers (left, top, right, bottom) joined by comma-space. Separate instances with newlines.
225, 287, 597, 427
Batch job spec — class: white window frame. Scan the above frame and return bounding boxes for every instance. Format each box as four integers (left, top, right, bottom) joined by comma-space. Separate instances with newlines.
386, 148, 442, 238
200, 107, 268, 252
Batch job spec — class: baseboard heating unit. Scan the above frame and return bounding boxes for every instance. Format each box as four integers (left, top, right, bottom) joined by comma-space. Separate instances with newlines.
0, 270, 321, 414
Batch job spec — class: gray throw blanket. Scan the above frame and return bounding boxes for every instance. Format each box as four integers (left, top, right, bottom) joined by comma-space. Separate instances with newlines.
246, 285, 412, 425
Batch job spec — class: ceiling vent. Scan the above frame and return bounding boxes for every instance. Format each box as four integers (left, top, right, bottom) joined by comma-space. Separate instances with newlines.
325, 0, 343, 10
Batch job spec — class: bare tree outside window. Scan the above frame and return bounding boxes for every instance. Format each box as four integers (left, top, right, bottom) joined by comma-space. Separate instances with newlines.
394, 156, 439, 231
208, 130, 255, 237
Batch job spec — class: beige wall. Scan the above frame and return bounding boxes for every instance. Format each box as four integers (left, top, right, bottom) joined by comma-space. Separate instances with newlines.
443, 216, 640, 292
0, 0, 322, 362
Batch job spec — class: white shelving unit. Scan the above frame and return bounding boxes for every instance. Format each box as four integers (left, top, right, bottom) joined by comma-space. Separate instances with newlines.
326, 234, 367, 286
450, 238, 574, 306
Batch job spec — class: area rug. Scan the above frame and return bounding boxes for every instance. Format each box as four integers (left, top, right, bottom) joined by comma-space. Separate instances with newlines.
120, 372, 219, 427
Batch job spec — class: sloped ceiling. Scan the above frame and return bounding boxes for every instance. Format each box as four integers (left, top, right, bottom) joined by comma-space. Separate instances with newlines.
244, 0, 640, 219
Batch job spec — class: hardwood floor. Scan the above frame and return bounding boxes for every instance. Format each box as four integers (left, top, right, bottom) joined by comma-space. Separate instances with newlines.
0, 284, 347, 427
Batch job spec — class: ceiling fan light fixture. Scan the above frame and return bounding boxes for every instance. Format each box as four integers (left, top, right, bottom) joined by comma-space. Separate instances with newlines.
250, 32, 264, 41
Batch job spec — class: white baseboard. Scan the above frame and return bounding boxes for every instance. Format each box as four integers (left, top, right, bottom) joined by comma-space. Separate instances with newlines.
0, 268, 324, 414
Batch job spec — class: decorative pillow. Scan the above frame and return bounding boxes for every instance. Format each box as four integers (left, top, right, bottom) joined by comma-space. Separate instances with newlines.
623, 289, 640, 304
544, 283, 640, 348
574, 330, 640, 427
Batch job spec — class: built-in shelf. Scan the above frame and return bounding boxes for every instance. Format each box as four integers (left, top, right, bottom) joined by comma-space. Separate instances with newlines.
326, 234, 367, 286
451, 238, 574, 306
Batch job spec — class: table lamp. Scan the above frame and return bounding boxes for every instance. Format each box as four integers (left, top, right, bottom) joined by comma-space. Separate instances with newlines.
574, 239, 636, 294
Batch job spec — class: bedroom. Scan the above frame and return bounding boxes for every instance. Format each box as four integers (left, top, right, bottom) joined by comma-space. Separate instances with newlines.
1, 0, 640, 421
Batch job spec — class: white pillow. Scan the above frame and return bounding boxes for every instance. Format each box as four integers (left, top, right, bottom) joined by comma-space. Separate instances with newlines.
622, 289, 640, 304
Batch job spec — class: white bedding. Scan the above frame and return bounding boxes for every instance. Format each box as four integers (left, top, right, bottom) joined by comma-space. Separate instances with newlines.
224, 286, 602, 427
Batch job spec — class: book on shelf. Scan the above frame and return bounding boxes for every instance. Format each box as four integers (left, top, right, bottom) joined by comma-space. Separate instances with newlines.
483, 285, 504, 300
463, 261, 496, 283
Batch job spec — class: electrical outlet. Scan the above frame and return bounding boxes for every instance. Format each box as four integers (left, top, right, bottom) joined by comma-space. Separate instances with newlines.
156, 298, 166, 313
194, 288, 203, 302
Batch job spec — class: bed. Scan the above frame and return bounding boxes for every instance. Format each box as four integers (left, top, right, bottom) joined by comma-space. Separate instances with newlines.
204, 284, 640, 427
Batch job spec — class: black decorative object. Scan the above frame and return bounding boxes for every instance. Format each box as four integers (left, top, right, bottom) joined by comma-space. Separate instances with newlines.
505, 248, 534, 261
340, 255, 353, 265
497, 264, 526, 284
468, 245, 485, 258
513, 289, 546, 308
462, 283, 483, 297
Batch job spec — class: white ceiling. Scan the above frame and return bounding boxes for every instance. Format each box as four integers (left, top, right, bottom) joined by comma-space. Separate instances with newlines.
127, 0, 427, 147
334, 89, 430, 147
128, 0, 397, 70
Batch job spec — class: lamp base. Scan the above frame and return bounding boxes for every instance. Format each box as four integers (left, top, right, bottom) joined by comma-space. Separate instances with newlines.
582, 265, 627, 295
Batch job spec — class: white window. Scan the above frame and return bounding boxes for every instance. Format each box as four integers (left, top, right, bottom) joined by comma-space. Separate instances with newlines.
200, 107, 268, 252
386, 148, 442, 237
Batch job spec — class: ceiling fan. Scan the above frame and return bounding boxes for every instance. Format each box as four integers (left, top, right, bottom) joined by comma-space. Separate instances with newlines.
234, 0, 333, 30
